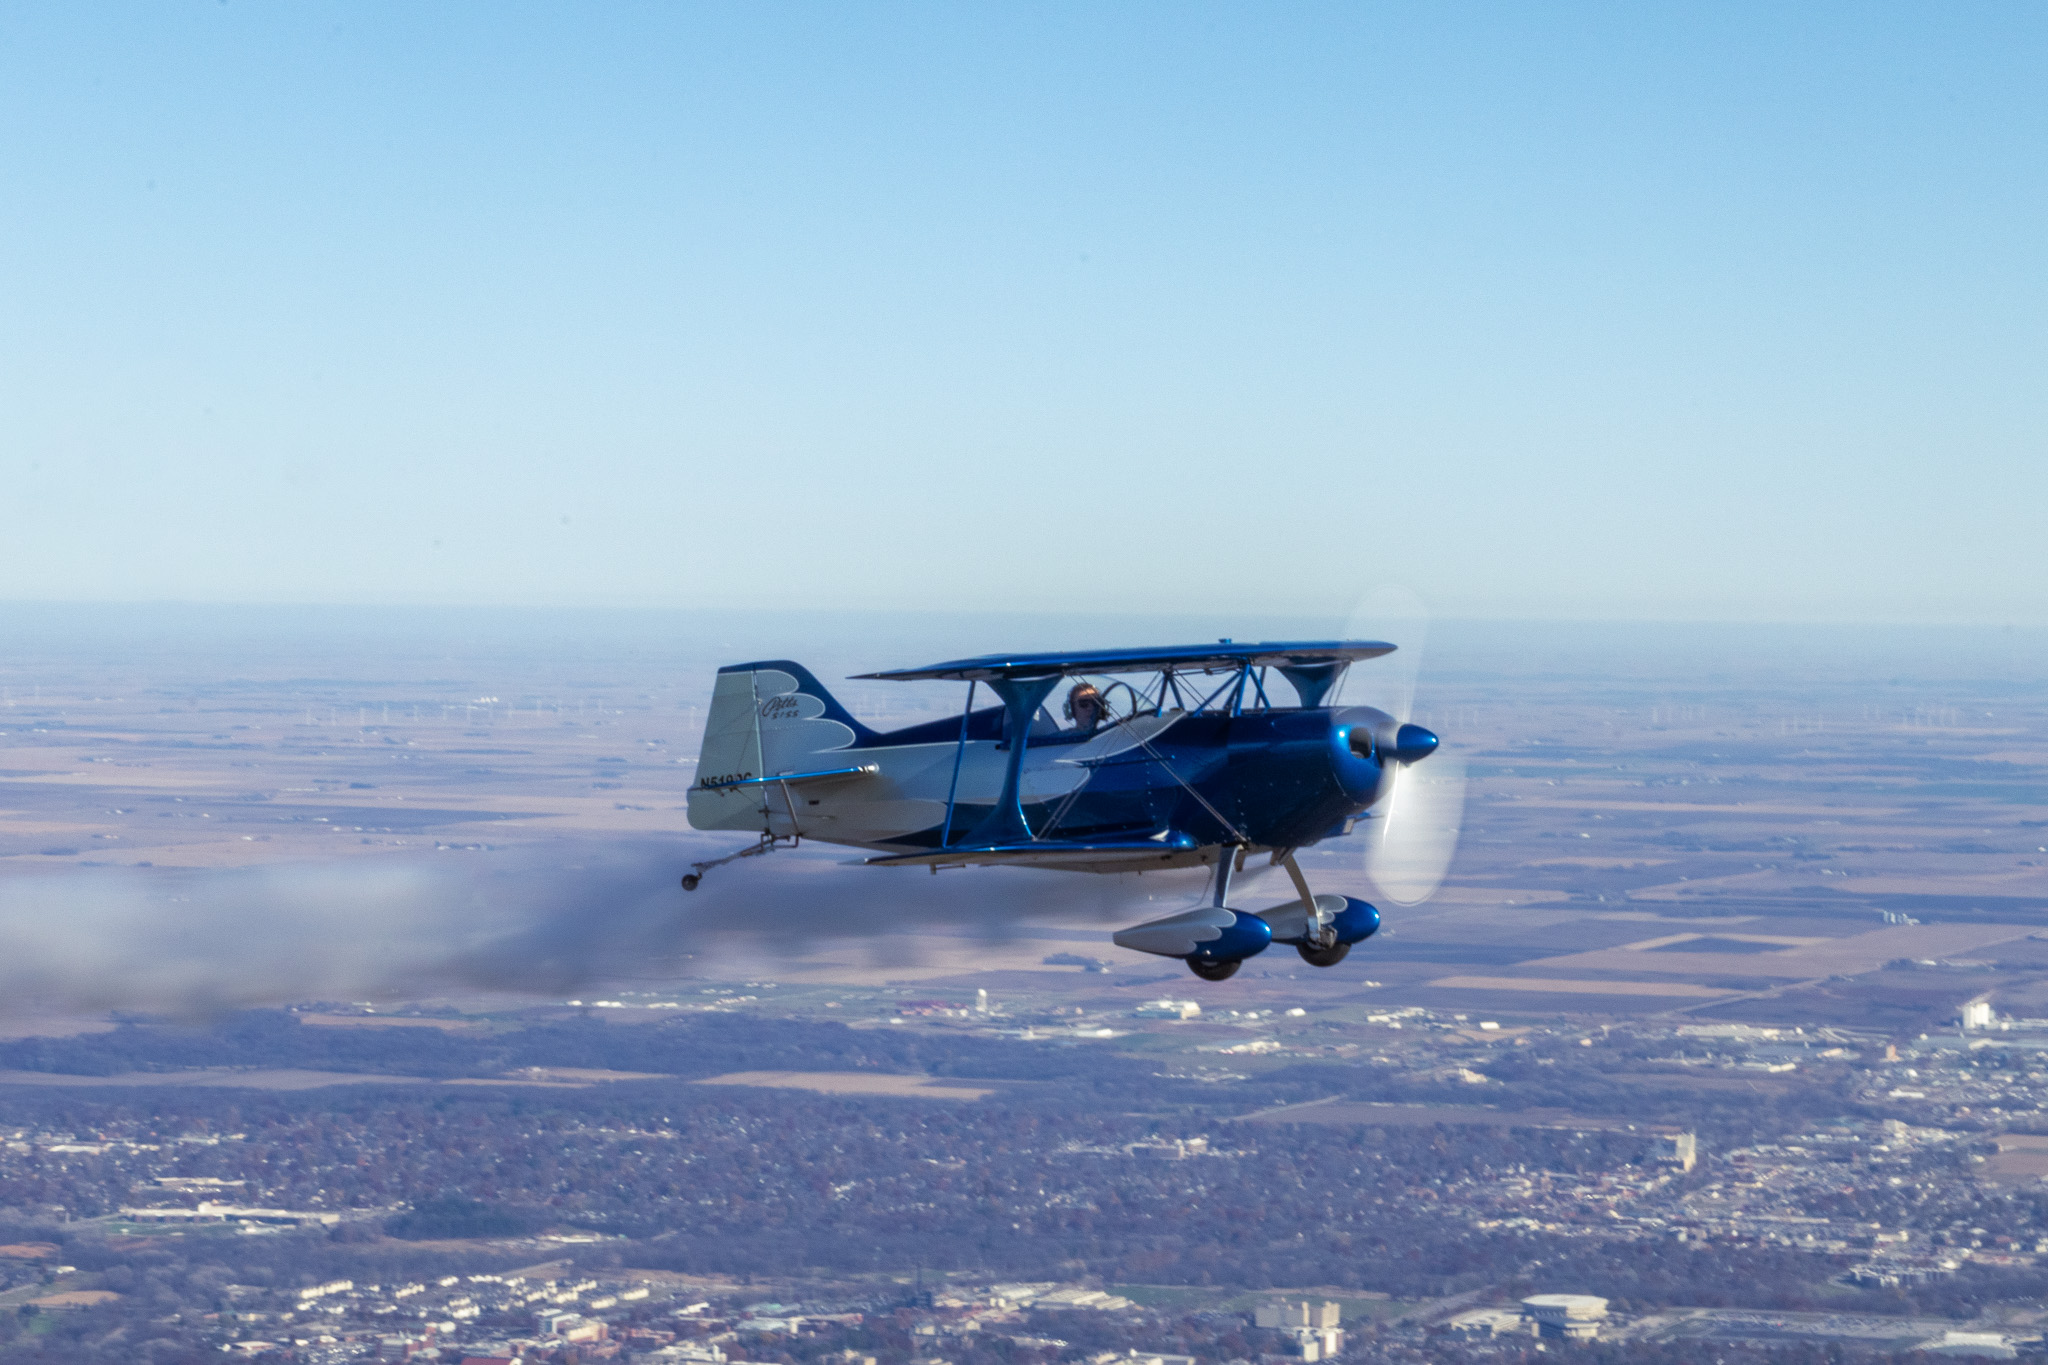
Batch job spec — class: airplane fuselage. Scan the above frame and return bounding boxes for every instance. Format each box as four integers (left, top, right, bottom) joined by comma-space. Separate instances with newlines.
686, 662, 1400, 867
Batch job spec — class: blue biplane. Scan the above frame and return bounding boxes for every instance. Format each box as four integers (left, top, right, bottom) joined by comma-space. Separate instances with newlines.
682, 641, 1461, 981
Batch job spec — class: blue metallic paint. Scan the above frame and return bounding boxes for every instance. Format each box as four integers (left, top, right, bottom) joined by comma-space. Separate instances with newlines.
963, 674, 1064, 845
866, 831, 1204, 868
1389, 723, 1440, 765
1276, 660, 1347, 708
1330, 897, 1382, 946
1188, 910, 1275, 963
870, 705, 1404, 856
855, 639, 1395, 683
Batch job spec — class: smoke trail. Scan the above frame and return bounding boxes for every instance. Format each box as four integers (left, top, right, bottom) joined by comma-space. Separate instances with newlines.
0, 841, 1228, 1016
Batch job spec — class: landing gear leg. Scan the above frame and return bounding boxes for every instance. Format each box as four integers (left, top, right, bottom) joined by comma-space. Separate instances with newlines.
681, 833, 792, 891
1183, 847, 1252, 981
1210, 842, 1237, 908
1278, 849, 1336, 950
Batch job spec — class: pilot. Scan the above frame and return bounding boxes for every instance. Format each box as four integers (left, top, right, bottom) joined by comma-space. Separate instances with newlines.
1065, 682, 1105, 733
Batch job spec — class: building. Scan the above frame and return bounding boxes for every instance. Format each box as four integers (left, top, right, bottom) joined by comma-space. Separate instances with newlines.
1256, 1300, 1341, 1330
1845, 1259, 1958, 1288
1655, 1131, 1699, 1172
121, 1202, 341, 1227
1291, 1327, 1344, 1359
537, 1309, 591, 1335
1446, 1309, 1533, 1340
1520, 1294, 1608, 1341
1134, 999, 1201, 1020
1962, 999, 1995, 1030
1129, 1138, 1208, 1161
1254, 1300, 1345, 1356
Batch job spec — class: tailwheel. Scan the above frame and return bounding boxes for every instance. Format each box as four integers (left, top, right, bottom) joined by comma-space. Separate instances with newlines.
680, 832, 789, 892
1187, 958, 1241, 982
1297, 941, 1350, 968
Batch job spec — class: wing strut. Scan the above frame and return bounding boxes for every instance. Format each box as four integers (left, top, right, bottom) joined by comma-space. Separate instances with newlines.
937, 680, 977, 849
962, 674, 1061, 846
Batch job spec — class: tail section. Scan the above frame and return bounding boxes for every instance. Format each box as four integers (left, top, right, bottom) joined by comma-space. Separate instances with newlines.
686, 661, 877, 834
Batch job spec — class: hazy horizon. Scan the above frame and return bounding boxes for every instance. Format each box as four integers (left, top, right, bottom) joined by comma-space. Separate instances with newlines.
4, 600, 2043, 693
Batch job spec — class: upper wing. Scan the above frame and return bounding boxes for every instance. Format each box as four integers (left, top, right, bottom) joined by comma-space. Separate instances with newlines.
853, 639, 1395, 683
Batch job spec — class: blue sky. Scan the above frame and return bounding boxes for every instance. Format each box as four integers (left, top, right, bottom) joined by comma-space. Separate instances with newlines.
1, 4, 2040, 623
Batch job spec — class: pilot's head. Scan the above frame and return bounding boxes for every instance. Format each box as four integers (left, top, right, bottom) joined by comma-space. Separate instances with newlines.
1066, 682, 1104, 731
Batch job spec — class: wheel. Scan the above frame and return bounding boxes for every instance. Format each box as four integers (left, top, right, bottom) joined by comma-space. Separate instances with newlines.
1187, 958, 1241, 982
680, 874, 701, 891
1297, 941, 1350, 968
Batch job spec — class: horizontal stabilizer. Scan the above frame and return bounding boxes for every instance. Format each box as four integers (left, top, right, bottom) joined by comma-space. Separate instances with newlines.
696, 763, 877, 791
864, 832, 1200, 869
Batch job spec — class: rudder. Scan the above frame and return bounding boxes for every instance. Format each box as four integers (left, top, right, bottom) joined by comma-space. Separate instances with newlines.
686, 661, 877, 834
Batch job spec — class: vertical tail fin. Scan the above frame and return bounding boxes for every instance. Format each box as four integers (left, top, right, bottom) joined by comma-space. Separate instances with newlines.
686, 661, 877, 834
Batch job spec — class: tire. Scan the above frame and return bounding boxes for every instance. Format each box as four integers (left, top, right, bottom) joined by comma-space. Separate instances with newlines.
1297, 941, 1350, 968
1187, 958, 1241, 982
680, 874, 701, 891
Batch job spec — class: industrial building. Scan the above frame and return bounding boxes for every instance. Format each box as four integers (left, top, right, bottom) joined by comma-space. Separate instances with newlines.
1520, 1294, 1609, 1341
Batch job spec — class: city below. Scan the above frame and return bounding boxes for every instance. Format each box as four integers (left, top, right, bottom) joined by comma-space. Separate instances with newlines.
0, 613, 2042, 1364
